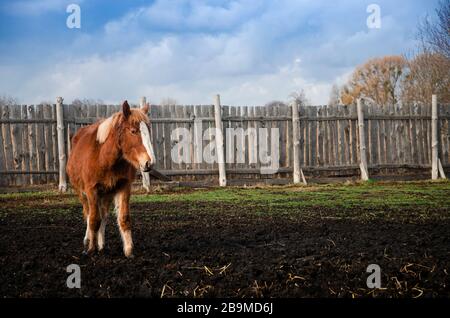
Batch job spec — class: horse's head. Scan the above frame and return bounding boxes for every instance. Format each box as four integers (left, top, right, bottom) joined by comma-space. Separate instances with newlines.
118, 100, 155, 172
96, 100, 155, 172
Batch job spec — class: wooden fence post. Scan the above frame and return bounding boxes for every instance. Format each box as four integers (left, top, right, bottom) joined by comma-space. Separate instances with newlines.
291, 100, 306, 184
214, 94, 227, 186
431, 94, 446, 179
56, 97, 67, 192
431, 94, 438, 179
140, 96, 151, 191
357, 99, 369, 181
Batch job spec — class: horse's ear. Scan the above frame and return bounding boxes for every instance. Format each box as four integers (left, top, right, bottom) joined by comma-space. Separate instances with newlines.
122, 100, 131, 118
141, 102, 150, 114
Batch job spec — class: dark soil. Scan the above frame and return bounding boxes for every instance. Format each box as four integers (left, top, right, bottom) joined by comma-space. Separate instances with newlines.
0, 201, 449, 298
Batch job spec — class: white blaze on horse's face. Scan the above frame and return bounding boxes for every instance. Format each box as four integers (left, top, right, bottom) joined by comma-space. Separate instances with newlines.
140, 121, 155, 167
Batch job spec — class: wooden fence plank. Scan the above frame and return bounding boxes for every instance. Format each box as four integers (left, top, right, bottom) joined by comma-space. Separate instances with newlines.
242, 106, 249, 171
317, 106, 324, 166
179, 105, 189, 173
298, 105, 305, 167
190, 105, 199, 173
149, 105, 160, 171
422, 104, 430, 164
35, 104, 46, 184
42, 104, 54, 183
10, 105, 23, 185
343, 105, 351, 166
174, 105, 184, 173
21, 105, 31, 184
248, 106, 256, 169
1, 105, 14, 184
407, 104, 415, 164
202, 104, 212, 173
414, 104, 422, 165
323, 105, 330, 166
155, 105, 164, 170
440, 104, 450, 164
166, 105, 175, 171
349, 104, 357, 165
338, 106, 346, 166
301, 106, 308, 166
0, 105, 7, 185
278, 105, 287, 168
331, 106, 339, 166
51, 104, 58, 182
206, 104, 215, 171
402, 105, 409, 164
311, 107, 317, 166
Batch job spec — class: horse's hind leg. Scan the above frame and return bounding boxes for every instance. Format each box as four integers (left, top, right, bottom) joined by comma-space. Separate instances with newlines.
81, 197, 90, 249
97, 196, 112, 252
73, 188, 90, 249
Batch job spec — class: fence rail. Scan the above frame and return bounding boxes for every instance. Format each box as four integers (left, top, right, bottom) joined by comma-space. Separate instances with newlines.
0, 96, 448, 188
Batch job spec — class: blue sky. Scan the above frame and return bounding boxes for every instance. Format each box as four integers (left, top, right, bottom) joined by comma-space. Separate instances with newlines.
0, 0, 440, 105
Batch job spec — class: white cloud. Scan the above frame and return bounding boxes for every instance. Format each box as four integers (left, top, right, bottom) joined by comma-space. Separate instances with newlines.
0, 0, 427, 105
1, 42, 332, 105
104, 0, 264, 34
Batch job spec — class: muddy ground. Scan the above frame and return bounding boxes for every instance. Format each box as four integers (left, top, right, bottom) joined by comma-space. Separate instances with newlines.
0, 185, 449, 298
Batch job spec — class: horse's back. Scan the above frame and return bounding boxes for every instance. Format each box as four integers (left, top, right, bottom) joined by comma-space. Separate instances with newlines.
71, 123, 99, 147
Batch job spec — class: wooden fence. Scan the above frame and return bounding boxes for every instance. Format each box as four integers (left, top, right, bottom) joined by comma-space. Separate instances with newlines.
0, 96, 449, 188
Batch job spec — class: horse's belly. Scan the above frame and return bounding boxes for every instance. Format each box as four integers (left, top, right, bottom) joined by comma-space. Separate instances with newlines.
97, 177, 129, 194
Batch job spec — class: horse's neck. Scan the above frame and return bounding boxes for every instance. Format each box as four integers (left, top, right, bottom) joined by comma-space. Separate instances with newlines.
98, 137, 121, 169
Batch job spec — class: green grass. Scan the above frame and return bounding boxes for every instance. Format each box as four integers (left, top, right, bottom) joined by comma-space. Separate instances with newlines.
1, 180, 449, 213
131, 180, 450, 209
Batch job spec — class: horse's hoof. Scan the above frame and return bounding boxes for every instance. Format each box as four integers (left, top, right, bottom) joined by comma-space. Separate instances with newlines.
97, 247, 108, 255
82, 249, 95, 257
125, 253, 134, 259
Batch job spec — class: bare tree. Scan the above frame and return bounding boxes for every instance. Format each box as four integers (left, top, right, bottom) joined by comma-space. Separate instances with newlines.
417, 0, 450, 58
328, 84, 341, 106
265, 100, 287, 108
71, 98, 104, 107
289, 89, 309, 106
405, 0, 450, 105
402, 51, 450, 105
0, 95, 19, 106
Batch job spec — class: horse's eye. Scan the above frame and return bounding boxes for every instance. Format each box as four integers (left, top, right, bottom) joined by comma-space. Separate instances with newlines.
130, 128, 138, 135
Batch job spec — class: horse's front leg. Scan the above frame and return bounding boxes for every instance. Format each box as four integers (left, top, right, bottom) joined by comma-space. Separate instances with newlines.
84, 189, 101, 255
114, 186, 133, 258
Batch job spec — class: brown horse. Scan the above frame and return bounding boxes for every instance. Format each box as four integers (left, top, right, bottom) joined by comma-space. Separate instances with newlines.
67, 101, 154, 257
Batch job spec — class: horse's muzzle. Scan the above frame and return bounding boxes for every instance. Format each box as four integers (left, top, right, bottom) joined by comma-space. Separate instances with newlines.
141, 161, 153, 172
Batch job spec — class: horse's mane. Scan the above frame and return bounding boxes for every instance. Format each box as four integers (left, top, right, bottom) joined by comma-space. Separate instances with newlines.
97, 108, 149, 144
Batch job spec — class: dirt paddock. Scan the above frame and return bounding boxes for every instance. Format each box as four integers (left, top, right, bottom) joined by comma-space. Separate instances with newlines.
0, 181, 449, 298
